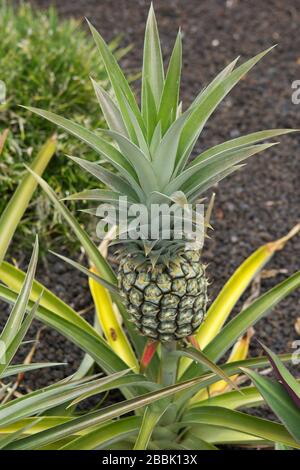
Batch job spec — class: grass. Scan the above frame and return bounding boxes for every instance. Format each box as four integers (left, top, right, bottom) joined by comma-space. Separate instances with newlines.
0, 0, 130, 254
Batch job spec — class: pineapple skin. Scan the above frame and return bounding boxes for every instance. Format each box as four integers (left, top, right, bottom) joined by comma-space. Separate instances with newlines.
118, 251, 208, 342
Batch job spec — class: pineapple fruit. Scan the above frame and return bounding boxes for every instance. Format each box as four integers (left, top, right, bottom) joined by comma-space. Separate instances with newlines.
27, 5, 293, 342
119, 250, 207, 342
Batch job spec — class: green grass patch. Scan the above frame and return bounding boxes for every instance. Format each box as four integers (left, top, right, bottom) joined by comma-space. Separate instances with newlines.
0, 0, 130, 254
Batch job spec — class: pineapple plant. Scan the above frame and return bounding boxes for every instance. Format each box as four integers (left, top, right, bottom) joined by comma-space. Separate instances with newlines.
1, 9, 300, 448
25, 5, 294, 345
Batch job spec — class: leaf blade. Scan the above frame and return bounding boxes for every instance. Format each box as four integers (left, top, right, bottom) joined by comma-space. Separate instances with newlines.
181, 406, 300, 448
142, 4, 164, 116
242, 368, 300, 444
158, 30, 182, 133
0, 136, 56, 265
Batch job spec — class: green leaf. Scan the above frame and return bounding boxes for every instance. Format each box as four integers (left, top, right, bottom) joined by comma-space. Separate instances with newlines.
144, 79, 159, 142
4, 371, 229, 450
178, 354, 294, 406
150, 121, 162, 155
72, 312, 102, 381
49, 251, 122, 297
158, 30, 182, 133
190, 165, 244, 202
0, 416, 75, 437
120, 94, 151, 159
0, 284, 128, 377
195, 226, 299, 350
23, 106, 138, 180
242, 368, 300, 444
149, 440, 187, 450
180, 434, 219, 450
177, 47, 275, 169
25, 168, 117, 284
0, 136, 56, 265
0, 261, 101, 341
62, 189, 123, 203
0, 237, 38, 348
205, 271, 300, 364
102, 130, 159, 193
181, 272, 300, 385
0, 293, 40, 377
87, 20, 144, 143
167, 143, 276, 196
181, 406, 300, 448
142, 4, 164, 115
153, 111, 191, 186
0, 129, 9, 155
275, 442, 292, 450
183, 425, 265, 446
0, 418, 43, 450
68, 374, 156, 408
134, 406, 167, 450
185, 144, 276, 192
190, 57, 239, 110
194, 385, 263, 410
173, 58, 239, 173
60, 416, 140, 450
67, 156, 143, 202
190, 129, 296, 168
259, 343, 300, 406
175, 346, 239, 392
0, 370, 130, 429
91, 78, 128, 137
2, 363, 65, 379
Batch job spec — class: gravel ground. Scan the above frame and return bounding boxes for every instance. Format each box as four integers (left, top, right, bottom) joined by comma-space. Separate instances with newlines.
3, 0, 300, 415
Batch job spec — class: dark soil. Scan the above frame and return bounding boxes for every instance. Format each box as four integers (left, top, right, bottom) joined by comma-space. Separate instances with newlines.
4, 0, 300, 417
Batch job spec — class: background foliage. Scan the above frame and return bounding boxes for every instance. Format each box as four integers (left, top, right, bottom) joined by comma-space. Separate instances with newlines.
0, 0, 128, 253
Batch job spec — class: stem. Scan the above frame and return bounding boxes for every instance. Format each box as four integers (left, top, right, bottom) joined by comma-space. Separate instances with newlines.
159, 341, 178, 387
135, 341, 178, 449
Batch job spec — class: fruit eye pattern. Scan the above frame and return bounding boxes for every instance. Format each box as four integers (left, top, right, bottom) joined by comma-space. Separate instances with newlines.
119, 251, 208, 342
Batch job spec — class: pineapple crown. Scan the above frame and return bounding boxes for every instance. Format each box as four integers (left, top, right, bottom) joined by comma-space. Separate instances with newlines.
25, 5, 293, 262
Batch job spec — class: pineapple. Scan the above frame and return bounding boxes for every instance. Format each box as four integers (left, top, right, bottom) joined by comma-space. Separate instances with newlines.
26, 5, 293, 342
119, 250, 207, 342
